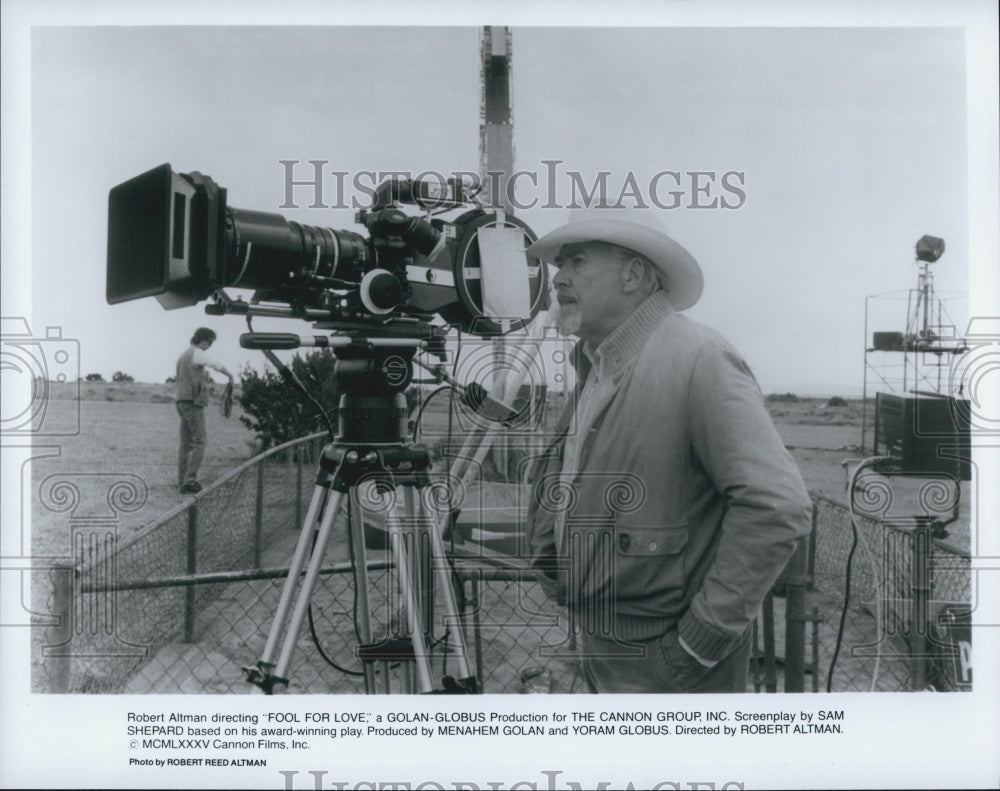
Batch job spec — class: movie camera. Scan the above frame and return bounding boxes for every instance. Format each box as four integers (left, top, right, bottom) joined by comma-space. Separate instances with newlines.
106, 164, 550, 694
106, 163, 547, 338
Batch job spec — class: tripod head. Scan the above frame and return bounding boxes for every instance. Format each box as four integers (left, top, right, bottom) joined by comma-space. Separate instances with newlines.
332, 341, 415, 446
239, 329, 448, 447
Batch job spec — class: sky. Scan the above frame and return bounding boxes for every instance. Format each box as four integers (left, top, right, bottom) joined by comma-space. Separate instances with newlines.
12, 17, 986, 397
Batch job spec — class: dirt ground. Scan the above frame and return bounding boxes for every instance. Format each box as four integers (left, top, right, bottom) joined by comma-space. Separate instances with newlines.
27, 383, 869, 556
28, 385, 257, 556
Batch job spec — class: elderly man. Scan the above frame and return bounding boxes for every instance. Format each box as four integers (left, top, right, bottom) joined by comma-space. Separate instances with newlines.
525, 208, 812, 693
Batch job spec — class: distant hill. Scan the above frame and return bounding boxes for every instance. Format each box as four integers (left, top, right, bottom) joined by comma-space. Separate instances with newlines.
42, 381, 237, 404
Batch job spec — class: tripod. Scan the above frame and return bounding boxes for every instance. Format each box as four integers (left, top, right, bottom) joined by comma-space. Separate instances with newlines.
243, 340, 477, 694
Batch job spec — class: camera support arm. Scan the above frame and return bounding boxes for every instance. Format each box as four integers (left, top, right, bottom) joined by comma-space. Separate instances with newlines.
206, 288, 336, 322
240, 332, 428, 351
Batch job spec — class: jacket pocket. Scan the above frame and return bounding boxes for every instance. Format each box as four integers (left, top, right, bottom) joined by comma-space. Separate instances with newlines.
615, 523, 688, 556
612, 522, 689, 598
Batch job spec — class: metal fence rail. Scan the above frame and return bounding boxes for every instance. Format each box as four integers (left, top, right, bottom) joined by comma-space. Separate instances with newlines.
40, 432, 326, 693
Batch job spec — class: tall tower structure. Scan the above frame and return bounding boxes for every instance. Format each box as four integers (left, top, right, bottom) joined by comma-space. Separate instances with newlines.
861, 235, 971, 478
480, 26, 514, 214
480, 26, 516, 472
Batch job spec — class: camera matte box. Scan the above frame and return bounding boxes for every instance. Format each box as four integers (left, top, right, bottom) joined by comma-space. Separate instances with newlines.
107, 163, 191, 303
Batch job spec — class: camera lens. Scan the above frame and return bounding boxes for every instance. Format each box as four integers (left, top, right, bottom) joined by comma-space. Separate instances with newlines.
226, 208, 370, 291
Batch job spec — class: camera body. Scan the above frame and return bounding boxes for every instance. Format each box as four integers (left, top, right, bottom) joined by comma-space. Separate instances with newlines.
107, 164, 548, 337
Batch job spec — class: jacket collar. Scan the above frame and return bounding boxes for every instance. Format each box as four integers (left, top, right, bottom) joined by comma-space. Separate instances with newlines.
582, 290, 675, 379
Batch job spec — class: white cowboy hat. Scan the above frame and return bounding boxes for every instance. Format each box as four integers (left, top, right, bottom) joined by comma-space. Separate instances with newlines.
526, 206, 703, 311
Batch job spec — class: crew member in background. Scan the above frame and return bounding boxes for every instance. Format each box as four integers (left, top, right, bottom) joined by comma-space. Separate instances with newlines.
525, 207, 812, 693
175, 327, 234, 494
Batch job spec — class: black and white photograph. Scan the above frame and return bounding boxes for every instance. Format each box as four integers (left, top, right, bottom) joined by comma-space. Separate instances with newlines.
2, 1, 998, 789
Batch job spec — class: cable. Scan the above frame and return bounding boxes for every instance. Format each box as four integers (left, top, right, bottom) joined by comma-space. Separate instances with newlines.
850, 478, 885, 692
410, 384, 454, 443
826, 526, 857, 692
305, 504, 365, 678
245, 316, 336, 440
307, 604, 364, 678
827, 456, 893, 692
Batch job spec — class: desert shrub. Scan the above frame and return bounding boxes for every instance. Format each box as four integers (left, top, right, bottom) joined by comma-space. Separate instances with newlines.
826, 395, 848, 407
238, 349, 343, 450
765, 392, 800, 404
238, 349, 427, 455
85, 372, 105, 383
165, 375, 176, 384
112, 371, 134, 383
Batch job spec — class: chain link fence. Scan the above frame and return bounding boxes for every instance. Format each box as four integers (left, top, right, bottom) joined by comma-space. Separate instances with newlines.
453, 564, 581, 693
36, 440, 973, 694
37, 433, 327, 693
809, 493, 972, 692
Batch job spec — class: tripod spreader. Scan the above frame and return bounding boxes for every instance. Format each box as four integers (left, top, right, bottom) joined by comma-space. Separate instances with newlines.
321, 444, 432, 492
244, 448, 477, 694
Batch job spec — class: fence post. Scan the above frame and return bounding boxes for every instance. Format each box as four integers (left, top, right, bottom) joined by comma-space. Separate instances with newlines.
750, 619, 762, 692
784, 533, 810, 692
184, 503, 198, 643
254, 461, 265, 568
811, 605, 820, 692
910, 520, 932, 691
469, 574, 484, 691
47, 561, 76, 692
807, 499, 818, 585
761, 593, 777, 692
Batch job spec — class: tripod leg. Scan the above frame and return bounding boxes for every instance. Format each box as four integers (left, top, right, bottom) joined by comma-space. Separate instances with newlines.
385, 498, 434, 694
397, 488, 417, 696
347, 487, 381, 694
446, 424, 488, 483
270, 489, 346, 691
255, 482, 330, 675
401, 487, 435, 645
416, 487, 474, 684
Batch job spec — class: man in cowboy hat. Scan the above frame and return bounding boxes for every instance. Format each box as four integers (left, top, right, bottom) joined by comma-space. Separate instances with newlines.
525, 207, 811, 693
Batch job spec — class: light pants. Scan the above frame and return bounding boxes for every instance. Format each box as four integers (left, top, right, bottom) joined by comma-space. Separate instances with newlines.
176, 401, 207, 486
